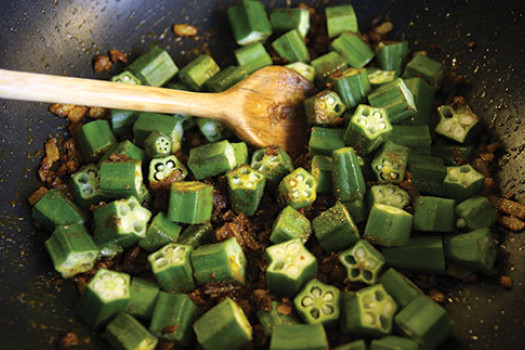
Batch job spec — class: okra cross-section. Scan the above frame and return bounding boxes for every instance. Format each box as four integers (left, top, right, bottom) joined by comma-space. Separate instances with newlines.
313, 201, 359, 252
277, 167, 317, 209
106, 313, 158, 350
364, 203, 413, 247
270, 206, 312, 244
435, 103, 481, 143
366, 184, 410, 209
143, 131, 172, 158
110, 70, 142, 85
371, 141, 409, 183
293, 278, 341, 327
168, 181, 213, 224
304, 89, 346, 126
132, 112, 183, 152
339, 240, 385, 285
340, 284, 398, 337
250, 145, 294, 188
187, 140, 237, 180
148, 243, 195, 292
442, 164, 484, 201
99, 159, 144, 200
70, 164, 103, 209
226, 164, 266, 216
148, 155, 188, 188
266, 238, 317, 297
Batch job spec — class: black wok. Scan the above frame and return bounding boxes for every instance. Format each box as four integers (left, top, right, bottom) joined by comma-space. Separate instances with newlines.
0, 0, 524, 349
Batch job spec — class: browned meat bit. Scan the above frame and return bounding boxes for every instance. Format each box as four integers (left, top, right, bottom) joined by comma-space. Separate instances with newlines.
366, 14, 394, 46
498, 215, 525, 232
427, 289, 445, 304
216, 213, 262, 251
187, 289, 207, 306
173, 23, 198, 37
467, 40, 476, 50
149, 169, 186, 191
277, 299, 293, 315
93, 54, 112, 73
38, 138, 61, 184
252, 288, 272, 311
496, 198, 525, 219
28, 186, 49, 206
471, 158, 492, 178
108, 153, 132, 163
49, 103, 75, 117
109, 49, 128, 64
49, 103, 89, 124
88, 106, 108, 119
59, 331, 79, 348
500, 275, 513, 290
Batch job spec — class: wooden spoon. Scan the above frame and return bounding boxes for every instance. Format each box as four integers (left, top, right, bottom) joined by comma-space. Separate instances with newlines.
0, 66, 313, 155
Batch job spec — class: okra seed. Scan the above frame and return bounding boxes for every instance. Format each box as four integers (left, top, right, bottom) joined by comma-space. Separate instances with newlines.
366, 259, 378, 269
120, 204, 130, 216
322, 305, 334, 315
323, 292, 334, 302
460, 115, 474, 125
454, 126, 465, 138
273, 261, 285, 271
287, 242, 301, 254
310, 308, 321, 319
156, 258, 168, 268
82, 185, 94, 195
287, 265, 300, 276
311, 287, 322, 297
355, 247, 366, 259
155, 163, 165, 171
363, 312, 374, 324
133, 221, 144, 233
166, 160, 176, 168
302, 296, 314, 307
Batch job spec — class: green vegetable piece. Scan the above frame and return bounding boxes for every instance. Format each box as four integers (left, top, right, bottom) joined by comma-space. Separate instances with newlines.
456, 196, 497, 230
148, 155, 187, 186
76, 268, 131, 329
149, 292, 198, 345
139, 212, 182, 252
172, 112, 196, 132
270, 206, 312, 244
304, 89, 346, 126
270, 8, 310, 38
383, 236, 445, 274
110, 109, 139, 136
331, 67, 371, 109
394, 295, 452, 350
402, 53, 445, 88
106, 313, 158, 350
226, 165, 266, 216
197, 118, 233, 142
339, 240, 385, 284
148, 243, 194, 292
367, 68, 397, 88
178, 54, 220, 91
313, 201, 359, 252
266, 238, 317, 297
371, 141, 410, 183
332, 147, 366, 202
99, 159, 144, 200
413, 196, 455, 233
326, 5, 357, 38
293, 279, 340, 326
70, 164, 103, 209
188, 140, 237, 180
143, 131, 172, 158
98, 140, 146, 165
205, 65, 248, 92
311, 155, 333, 193
168, 181, 213, 224
194, 297, 252, 350
344, 104, 392, 156
232, 142, 249, 166
93, 196, 152, 247
128, 46, 178, 87
407, 154, 447, 195
45, 224, 99, 278
344, 198, 369, 224
340, 285, 398, 337
177, 223, 214, 248
379, 268, 423, 308
431, 144, 473, 166
227, 0, 272, 46
77, 119, 117, 162
310, 51, 348, 85
368, 78, 417, 124
435, 103, 482, 144
332, 340, 367, 350
235, 42, 273, 74
442, 164, 484, 201
308, 127, 345, 156
269, 324, 328, 350
387, 125, 431, 154
132, 112, 183, 152
272, 29, 310, 63
444, 228, 497, 273
32, 188, 87, 232
286, 62, 315, 82
191, 236, 247, 285
364, 204, 413, 247
110, 70, 142, 85
370, 335, 419, 350
331, 33, 375, 69
404, 77, 435, 125
124, 277, 159, 320
277, 167, 317, 209
376, 41, 409, 76
367, 184, 410, 209
256, 301, 300, 336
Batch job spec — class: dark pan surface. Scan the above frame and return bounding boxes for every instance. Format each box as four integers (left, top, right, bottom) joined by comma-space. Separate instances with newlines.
0, 0, 524, 348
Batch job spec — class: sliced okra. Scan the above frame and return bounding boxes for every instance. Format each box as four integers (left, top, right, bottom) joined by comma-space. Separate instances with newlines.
402, 53, 445, 88
270, 206, 312, 244
375, 41, 408, 76
331, 67, 371, 108
148, 155, 187, 187
293, 279, 341, 327
413, 196, 455, 233
371, 141, 409, 183
370, 335, 419, 350
332, 147, 366, 202
407, 154, 447, 195
110, 109, 138, 137
133, 112, 183, 153
366, 184, 410, 209
197, 118, 234, 142
364, 204, 413, 247
431, 144, 473, 166
378, 267, 423, 308
235, 42, 273, 74
227, 0, 272, 46
98, 140, 146, 166
339, 240, 385, 285
331, 32, 375, 69
178, 54, 220, 91
308, 127, 345, 157
177, 223, 214, 248
110, 70, 142, 85
99, 159, 144, 200
232, 142, 249, 166
256, 301, 300, 336
286, 62, 315, 82
270, 8, 310, 38
124, 277, 160, 320
32, 188, 88, 232
139, 212, 182, 252
387, 125, 432, 154
444, 228, 498, 273
226, 165, 266, 216
105, 313, 158, 350
382, 236, 445, 274
70, 164, 103, 209
269, 324, 328, 350
456, 196, 498, 230
128, 46, 178, 87
168, 181, 213, 224
148, 243, 195, 293
404, 77, 435, 125
313, 201, 359, 252
277, 167, 317, 209
325, 5, 358, 38
368, 78, 417, 124
310, 51, 348, 85
442, 164, 484, 201
311, 155, 333, 193
344, 198, 369, 224
272, 29, 310, 63
304, 89, 346, 126
187, 140, 237, 180
435, 103, 482, 143
143, 131, 172, 158
205, 66, 248, 92
77, 119, 117, 162
367, 68, 397, 88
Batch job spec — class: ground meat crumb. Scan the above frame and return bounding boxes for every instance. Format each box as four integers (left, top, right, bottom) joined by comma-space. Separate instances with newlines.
28, 186, 49, 206
498, 215, 525, 232
276, 301, 293, 315
428, 289, 445, 303
500, 275, 513, 289
173, 23, 198, 37
59, 331, 79, 348
94, 54, 112, 73
109, 49, 128, 64
496, 198, 525, 219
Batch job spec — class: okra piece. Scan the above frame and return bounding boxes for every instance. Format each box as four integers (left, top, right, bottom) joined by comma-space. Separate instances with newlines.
286, 62, 315, 82
293, 279, 341, 327
339, 240, 385, 284
367, 68, 397, 88
310, 51, 348, 85
76, 268, 131, 329
272, 29, 310, 63
370, 335, 419, 350
407, 154, 446, 195
149, 292, 198, 345
455, 196, 498, 230
167, 181, 213, 224
442, 164, 484, 201
394, 295, 452, 350
332, 340, 366, 350
133, 112, 183, 152
143, 131, 172, 158
99, 159, 144, 199
340, 285, 398, 337
304, 90, 346, 126
431, 144, 473, 166
277, 167, 317, 209
128, 46, 178, 87
191, 237, 247, 284
270, 8, 310, 38
256, 301, 300, 336
308, 127, 345, 156
331, 33, 375, 69
111, 70, 142, 85
326, 5, 358, 38
376, 41, 409, 76
139, 212, 182, 252
344, 198, 369, 224
402, 53, 445, 88
148, 155, 187, 186
197, 118, 233, 142
235, 42, 273, 74
366, 184, 410, 209
332, 147, 366, 202
371, 141, 410, 183
444, 228, 498, 273
343, 104, 392, 156
45, 224, 99, 278
266, 238, 317, 297
110, 109, 138, 136
70, 164, 103, 209
124, 278, 159, 320
106, 313, 158, 350
413, 196, 455, 233
435, 103, 482, 143
32, 188, 87, 232
270, 206, 312, 244
387, 125, 431, 154
98, 140, 146, 165
331, 68, 371, 109
226, 165, 266, 216
364, 204, 413, 247
177, 223, 214, 248
379, 268, 423, 308
227, 0, 272, 46
311, 155, 333, 193
205, 65, 248, 92
172, 112, 196, 132
368, 78, 417, 124
313, 201, 359, 252
77, 119, 117, 162
232, 142, 249, 166
178, 54, 220, 91
269, 324, 328, 350
148, 243, 194, 292
404, 77, 435, 125
382, 236, 445, 274
194, 297, 252, 350
187, 140, 237, 180
93, 196, 152, 248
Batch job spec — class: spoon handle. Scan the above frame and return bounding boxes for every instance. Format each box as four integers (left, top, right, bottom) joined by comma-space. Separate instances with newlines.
0, 69, 226, 120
